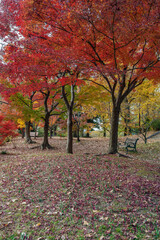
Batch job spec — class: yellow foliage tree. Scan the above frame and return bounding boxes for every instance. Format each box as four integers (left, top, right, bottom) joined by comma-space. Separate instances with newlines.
120, 80, 160, 142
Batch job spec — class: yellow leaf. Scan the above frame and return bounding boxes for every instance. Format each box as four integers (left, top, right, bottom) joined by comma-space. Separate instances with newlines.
36, 223, 41, 227
93, 210, 100, 213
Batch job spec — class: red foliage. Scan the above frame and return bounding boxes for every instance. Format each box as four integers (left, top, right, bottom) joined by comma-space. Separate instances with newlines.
0, 114, 18, 145
1, 0, 160, 153
59, 77, 84, 86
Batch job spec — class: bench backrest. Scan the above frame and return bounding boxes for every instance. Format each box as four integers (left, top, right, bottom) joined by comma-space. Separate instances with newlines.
125, 138, 139, 145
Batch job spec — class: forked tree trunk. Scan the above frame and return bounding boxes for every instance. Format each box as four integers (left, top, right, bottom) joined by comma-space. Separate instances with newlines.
108, 106, 120, 154
41, 115, 52, 149
144, 134, 147, 144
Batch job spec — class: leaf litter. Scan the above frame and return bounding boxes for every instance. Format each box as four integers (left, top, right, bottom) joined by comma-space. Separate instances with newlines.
0, 137, 160, 239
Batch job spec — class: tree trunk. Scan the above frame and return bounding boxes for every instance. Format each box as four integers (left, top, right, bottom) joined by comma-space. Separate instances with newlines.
144, 135, 147, 144
86, 132, 90, 138
102, 116, 106, 137
53, 124, 57, 136
73, 130, 77, 138
41, 115, 52, 149
108, 106, 120, 154
138, 104, 141, 128
124, 126, 127, 136
21, 128, 25, 138
67, 108, 73, 153
25, 121, 33, 143
80, 128, 84, 137
49, 127, 53, 139
123, 97, 131, 136
77, 124, 80, 142
34, 125, 38, 139
62, 84, 75, 154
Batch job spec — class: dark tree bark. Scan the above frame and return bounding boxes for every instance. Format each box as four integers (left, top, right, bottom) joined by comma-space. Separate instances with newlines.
67, 107, 73, 153
41, 113, 52, 149
40, 90, 55, 150
40, 87, 60, 149
107, 66, 135, 153
103, 128, 106, 137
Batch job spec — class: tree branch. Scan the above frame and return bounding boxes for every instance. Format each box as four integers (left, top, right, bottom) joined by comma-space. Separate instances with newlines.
62, 85, 70, 110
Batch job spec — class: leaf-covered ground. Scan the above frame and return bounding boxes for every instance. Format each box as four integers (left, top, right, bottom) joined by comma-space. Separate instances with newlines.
0, 137, 160, 240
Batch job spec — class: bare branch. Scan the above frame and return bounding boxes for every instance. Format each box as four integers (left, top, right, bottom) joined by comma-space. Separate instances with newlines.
62, 85, 70, 110
0, 100, 8, 105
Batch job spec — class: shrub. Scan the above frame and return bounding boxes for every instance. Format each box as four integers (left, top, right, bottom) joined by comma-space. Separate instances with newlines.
151, 119, 160, 131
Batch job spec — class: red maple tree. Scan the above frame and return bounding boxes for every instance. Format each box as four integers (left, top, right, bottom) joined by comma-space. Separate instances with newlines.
0, 114, 18, 145
1, 0, 160, 153
17, 0, 160, 153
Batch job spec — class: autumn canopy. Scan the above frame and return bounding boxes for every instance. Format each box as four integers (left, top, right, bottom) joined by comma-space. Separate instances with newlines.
0, 0, 160, 153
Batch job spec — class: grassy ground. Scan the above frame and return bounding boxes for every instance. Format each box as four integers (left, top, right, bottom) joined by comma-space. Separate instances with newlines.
0, 137, 160, 240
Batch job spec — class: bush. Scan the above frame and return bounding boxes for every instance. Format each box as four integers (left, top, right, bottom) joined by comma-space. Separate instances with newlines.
151, 119, 160, 131
38, 127, 44, 137
1, 150, 7, 154
5, 136, 12, 142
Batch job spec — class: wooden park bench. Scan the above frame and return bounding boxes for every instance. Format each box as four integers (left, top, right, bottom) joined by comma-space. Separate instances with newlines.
119, 137, 139, 152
